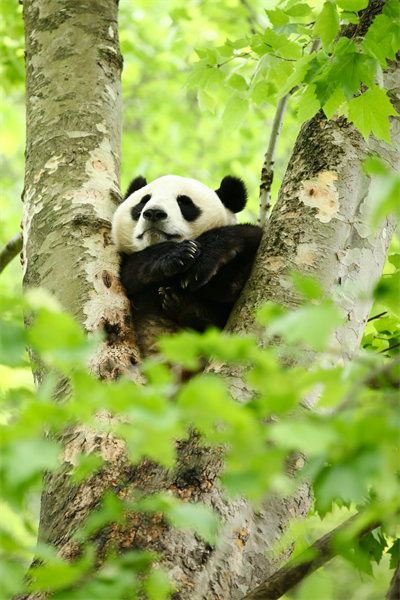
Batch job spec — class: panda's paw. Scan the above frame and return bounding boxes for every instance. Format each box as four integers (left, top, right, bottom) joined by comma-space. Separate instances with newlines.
158, 286, 185, 315
180, 259, 218, 291
163, 240, 201, 276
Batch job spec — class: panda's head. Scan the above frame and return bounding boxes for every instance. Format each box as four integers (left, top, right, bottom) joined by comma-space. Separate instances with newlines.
112, 174, 247, 253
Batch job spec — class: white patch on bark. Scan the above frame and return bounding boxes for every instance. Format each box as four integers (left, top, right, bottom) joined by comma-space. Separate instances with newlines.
299, 171, 339, 222
294, 243, 317, 266
22, 185, 44, 278
44, 154, 64, 173
66, 131, 93, 138
266, 256, 285, 271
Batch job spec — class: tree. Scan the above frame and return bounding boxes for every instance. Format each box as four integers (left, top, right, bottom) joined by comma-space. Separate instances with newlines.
1, 1, 399, 599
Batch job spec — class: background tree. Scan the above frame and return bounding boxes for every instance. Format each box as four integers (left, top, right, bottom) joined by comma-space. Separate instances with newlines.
0, 1, 399, 599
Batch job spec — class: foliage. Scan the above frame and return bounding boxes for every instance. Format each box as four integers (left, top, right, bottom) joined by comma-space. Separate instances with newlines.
1, 267, 399, 598
186, 0, 400, 143
0, 0, 399, 598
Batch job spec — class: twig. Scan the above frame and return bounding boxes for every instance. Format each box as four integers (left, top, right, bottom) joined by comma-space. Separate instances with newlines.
241, 0, 260, 34
241, 514, 379, 600
379, 343, 400, 354
0, 232, 23, 274
257, 93, 291, 228
337, 354, 400, 412
368, 311, 387, 322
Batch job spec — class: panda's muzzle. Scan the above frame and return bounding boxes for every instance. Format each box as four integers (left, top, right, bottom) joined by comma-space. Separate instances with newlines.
143, 208, 167, 222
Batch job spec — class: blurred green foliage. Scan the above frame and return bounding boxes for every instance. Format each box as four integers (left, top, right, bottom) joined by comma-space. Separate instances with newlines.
1, 281, 399, 598
1, 0, 399, 598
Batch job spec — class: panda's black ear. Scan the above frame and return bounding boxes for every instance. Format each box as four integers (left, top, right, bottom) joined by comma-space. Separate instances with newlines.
124, 176, 147, 199
215, 175, 247, 213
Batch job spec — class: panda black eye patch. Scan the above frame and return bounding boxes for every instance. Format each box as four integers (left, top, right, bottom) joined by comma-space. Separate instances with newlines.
177, 195, 202, 221
130, 194, 151, 220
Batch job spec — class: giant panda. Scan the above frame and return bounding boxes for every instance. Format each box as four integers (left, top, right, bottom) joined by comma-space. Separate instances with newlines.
112, 174, 263, 356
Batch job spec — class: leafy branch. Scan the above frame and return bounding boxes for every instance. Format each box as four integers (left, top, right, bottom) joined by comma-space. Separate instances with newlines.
241, 513, 380, 600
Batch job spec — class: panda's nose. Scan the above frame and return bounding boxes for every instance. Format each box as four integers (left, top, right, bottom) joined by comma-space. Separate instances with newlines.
143, 208, 167, 222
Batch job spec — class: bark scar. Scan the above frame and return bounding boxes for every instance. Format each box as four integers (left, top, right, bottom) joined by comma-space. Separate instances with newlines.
299, 171, 339, 223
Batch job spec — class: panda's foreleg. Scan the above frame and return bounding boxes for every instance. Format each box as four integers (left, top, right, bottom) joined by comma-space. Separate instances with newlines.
120, 240, 201, 296
180, 224, 262, 292
158, 286, 228, 331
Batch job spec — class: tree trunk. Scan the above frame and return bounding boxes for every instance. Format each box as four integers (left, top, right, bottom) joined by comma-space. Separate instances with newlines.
23, 0, 139, 381
22, 1, 399, 599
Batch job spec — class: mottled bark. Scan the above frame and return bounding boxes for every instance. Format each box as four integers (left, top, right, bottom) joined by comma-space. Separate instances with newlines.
22, 2, 399, 600
23, 0, 139, 380
210, 62, 399, 600
22, 2, 137, 596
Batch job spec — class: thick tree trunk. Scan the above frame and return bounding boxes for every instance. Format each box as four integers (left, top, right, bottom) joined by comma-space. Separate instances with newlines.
23, 0, 138, 380
22, 2, 398, 600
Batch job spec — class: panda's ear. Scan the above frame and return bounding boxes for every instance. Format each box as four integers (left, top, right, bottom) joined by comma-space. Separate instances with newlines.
215, 176, 247, 213
124, 176, 147, 199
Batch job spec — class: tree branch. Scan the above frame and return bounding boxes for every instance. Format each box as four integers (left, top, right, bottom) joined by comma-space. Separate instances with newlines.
257, 93, 291, 228
257, 39, 320, 228
0, 232, 23, 274
241, 514, 380, 600
337, 354, 400, 412
386, 558, 400, 600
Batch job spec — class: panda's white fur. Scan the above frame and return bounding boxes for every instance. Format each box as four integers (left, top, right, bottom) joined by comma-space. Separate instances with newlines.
112, 175, 237, 253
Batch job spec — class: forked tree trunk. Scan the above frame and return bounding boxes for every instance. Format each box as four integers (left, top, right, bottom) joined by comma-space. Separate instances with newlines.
22, 1, 398, 599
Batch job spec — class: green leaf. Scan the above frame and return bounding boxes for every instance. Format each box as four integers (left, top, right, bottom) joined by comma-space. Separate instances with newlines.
262, 29, 302, 60
0, 318, 28, 367
226, 73, 247, 92
197, 89, 216, 113
266, 8, 289, 27
388, 539, 400, 570
314, 40, 379, 104
221, 95, 248, 133
374, 272, 400, 318
143, 568, 173, 600
336, 0, 368, 10
314, 449, 382, 515
167, 502, 220, 544
269, 420, 337, 455
359, 530, 386, 565
348, 86, 398, 143
297, 84, 320, 123
29, 563, 85, 592
250, 81, 275, 105
362, 0, 400, 66
314, 1, 340, 50
279, 54, 313, 97
291, 273, 323, 300
266, 301, 343, 351
323, 86, 346, 120
363, 158, 400, 227
2, 438, 59, 487
286, 3, 313, 18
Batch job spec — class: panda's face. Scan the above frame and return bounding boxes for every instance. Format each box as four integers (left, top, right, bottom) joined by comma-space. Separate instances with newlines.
112, 175, 237, 253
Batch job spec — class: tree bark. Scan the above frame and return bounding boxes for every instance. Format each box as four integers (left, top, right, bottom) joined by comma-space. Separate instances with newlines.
23, 0, 139, 382
22, 2, 399, 600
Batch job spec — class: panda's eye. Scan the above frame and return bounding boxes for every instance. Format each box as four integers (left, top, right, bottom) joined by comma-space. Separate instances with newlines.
130, 194, 151, 221
177, 195, 201, 222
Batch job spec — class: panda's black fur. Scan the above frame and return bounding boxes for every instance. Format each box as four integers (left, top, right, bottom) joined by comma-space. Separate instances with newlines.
113, 175, 262, 352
